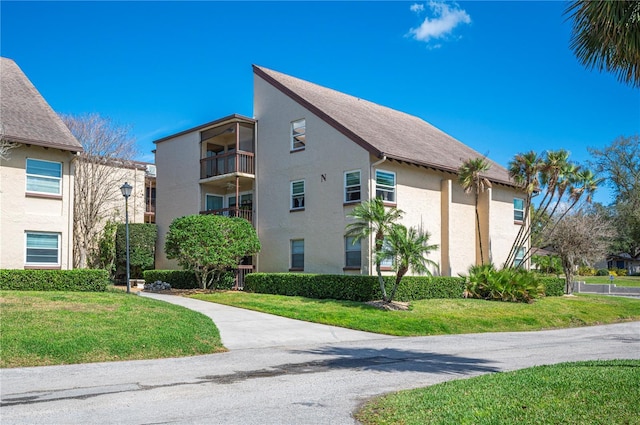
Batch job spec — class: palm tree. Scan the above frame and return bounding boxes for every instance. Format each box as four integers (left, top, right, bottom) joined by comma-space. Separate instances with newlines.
458, 157, 492, 265
345, 197, 404, 302
565, 0, 640, 88
381, 224, 439, 303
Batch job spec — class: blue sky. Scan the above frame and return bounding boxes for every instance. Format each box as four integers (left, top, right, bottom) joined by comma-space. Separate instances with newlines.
2, 1, 638, 205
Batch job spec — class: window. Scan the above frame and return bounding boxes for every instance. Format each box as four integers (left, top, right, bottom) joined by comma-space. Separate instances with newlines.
25, 232, 60, 265
206, 194, 224, 211
291, 119, 306, 151
291, 239, 304, 270
514, 198, 524, 222
515, 246, 525, 267
345, 236, 361, 268
344, 170, 361, 203
379, 238, 394, 269
291, 180, 305, 210
26, 159, 62, 195
375, 170, 396, 203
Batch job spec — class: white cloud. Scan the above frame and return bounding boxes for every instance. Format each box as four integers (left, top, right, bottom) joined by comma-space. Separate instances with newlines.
410, 3, 425, 13
408, 1, 471, 44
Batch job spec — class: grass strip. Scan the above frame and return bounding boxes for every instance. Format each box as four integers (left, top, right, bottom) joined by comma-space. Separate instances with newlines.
192, 292, 640, 336
0, 290, 225, 368
355, 360, 640, 425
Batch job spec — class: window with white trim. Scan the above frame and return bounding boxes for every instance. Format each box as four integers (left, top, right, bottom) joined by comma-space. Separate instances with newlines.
291, 239, 304, 270
345, 236, 361, 268
344, 170, 361, 203
379, 238, 394, 268
514, 198, 524, 222
375, 170, 396, 203
26, 159, 62, 195
25, 232, 60, 266
291, 119, 306, 151
515, 246, 525, 267
291, 180, 305, 210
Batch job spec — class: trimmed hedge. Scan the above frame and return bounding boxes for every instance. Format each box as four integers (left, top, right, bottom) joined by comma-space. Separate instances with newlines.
243, 273, 465, 302
540, 276, 565, 297
143, 269, 236, 290
143, 270, 199, 289
0, 269, 109, 291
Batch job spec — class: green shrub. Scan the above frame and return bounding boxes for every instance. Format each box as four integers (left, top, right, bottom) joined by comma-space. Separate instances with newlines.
463, 264, 546, 303
116, 223, 157, 279
244, 273, 464, 302
0, 269, 109, 291
143, 270, 198, 289
143, 269, 237, 290
596, 268, 610, 276
539, 276, 564, 297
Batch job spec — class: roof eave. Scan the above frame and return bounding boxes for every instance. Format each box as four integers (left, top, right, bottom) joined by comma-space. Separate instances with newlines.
1, 134, 83, 153
153, 113, 256, 144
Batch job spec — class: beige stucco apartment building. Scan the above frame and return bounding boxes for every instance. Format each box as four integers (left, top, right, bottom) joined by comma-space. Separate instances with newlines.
154, 65, 525, 278
0, 57, 83, 270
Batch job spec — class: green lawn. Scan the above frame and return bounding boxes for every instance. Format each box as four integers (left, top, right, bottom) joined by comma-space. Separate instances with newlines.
191, 291, 640, 336
355, 360, 640, 425
578, 275, 640, 287
0, 290, 225, 368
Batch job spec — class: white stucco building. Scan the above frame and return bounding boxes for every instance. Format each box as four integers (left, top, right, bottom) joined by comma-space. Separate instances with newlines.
154, 66, 525, 282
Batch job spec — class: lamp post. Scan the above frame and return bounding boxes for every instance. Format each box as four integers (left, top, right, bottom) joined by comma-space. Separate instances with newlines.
120, 182, 133, 294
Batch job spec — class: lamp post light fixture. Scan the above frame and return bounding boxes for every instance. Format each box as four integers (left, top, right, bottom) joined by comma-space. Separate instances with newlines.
120, 182, 133, 294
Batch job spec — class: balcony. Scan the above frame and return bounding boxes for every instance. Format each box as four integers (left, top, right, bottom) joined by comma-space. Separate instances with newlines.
200, 151, 254, 180
200, 207, 253, 224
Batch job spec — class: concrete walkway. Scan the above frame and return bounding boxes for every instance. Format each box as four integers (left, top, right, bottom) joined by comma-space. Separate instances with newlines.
140, 292, 394, 350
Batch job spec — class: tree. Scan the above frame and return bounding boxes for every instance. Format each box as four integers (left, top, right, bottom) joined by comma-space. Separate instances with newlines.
505, 150, 600, 268
458, 157, 492, 265
565, 0, 640, 88
345, 197, 404, 302
62, 113, 138, 268
588, 135, 640, 256
116, 223, 157, 279
380, 224, 439, 303
164, 215, 260, 289
542, 207, 615, 294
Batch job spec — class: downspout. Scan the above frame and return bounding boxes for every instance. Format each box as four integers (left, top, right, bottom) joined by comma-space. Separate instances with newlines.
368, 154, 387, 275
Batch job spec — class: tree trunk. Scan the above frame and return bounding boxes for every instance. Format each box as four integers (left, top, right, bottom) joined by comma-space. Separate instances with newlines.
376, 261, 388, 302
388, 267, 408, 303
475, 194, 484, 265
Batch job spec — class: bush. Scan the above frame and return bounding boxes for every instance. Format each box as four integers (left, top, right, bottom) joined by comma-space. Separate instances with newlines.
0, 269, 109, 291
143, 269, 236, 290
244, 273, 464, 302
116, 223, 157, 279
463, 264, 546, 303
577, 265, 596, 276
615, 268, 628, 276
596, 268, 610, 276
539, 276, 565, 297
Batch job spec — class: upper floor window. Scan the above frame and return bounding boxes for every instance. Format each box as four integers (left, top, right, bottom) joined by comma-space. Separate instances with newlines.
291, 119, 306, 151
291, 239, 304, 270
345, 236, 361, 268
25, 232, 60, 266
375, 170, 396, 203
514, 198, 524, 222
344, 170, 361, 203
26, 159, 62, 195
291, 180, 305, 210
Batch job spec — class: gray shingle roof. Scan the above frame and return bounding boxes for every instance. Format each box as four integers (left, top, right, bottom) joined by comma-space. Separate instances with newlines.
253, 65, 513, 185
1, 57, 82, 152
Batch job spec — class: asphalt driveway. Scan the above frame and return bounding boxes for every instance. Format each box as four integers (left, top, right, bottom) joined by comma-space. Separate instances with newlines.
1, 294, 639, 425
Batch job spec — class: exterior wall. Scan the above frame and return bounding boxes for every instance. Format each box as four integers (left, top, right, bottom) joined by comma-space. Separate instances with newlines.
154, 131, 202, 269
0, 145, 75, 269
488, 185, 524, 267
447, 179, 476, 275
254, 73, 372, 274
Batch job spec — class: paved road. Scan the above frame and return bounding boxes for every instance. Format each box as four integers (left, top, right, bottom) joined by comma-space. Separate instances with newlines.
1, 294, 639, 425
